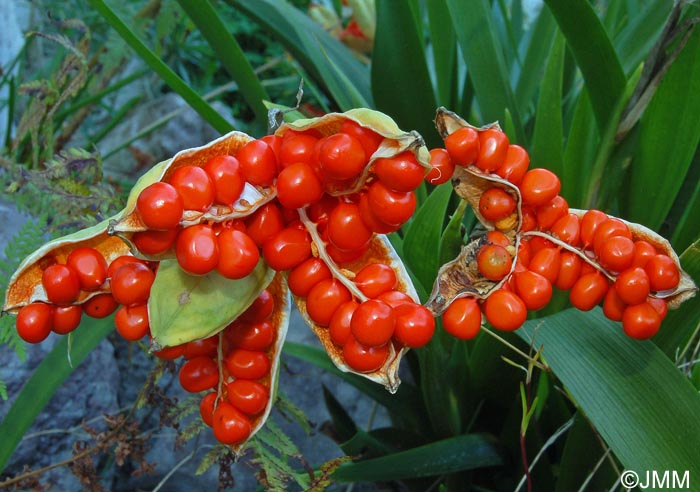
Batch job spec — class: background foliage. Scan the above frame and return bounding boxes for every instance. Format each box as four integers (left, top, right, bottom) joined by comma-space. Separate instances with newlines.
1, 0, 699, 490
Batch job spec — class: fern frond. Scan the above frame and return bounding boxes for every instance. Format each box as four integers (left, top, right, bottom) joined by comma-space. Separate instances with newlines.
276, 393, 312, 434
195, 445, 229, 476
257, 420, 299, 457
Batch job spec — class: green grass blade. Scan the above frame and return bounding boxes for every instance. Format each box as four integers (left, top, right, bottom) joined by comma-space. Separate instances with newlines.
90, 95, 142, 144
561, 92, 599, 207
555, 413, 617, 492
291, 35, 369, 110
427, 0, 458, 107
544, 0, 626, 131
614, 0, 673, 73
514, 5, 556, 118
372, 0, 438, 146
439, 199, 468, 266
403, 184, 453, 296
518, 308, 700, 475
176, 0, 269, 127
332, 433, 503, 482
282, 341, 425, 431
225, 0, 371, 108
498, 0, 525, 69
671, 172, 700, 252
0, 317, 113, 473
530, 31, 565, 177
582, 66, 641, 209
322, 385, 357, 442
446, 0, 524, 140
86, 0, 233, 134
623, 27, 700, 230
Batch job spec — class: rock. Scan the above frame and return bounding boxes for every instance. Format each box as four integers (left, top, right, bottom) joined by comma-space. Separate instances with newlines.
0, 335, 120, 492
98, 92, 236, 182
0, 0, 30, 140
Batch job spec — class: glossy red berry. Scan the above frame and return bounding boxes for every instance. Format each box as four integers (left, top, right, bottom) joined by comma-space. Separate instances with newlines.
246, 203, 285, 247
339, 119, 384, 159
580, 210, 608, 249
514, 270, 553, 310
354, 263, 397, 298
276, 163, 324, 209
16, 303, 53, 343
569, 272, 609, 311
111, 262, 155, 306
82, 293, 119, 318
426, 148, 455, 185
213, 401, 252, 444
444, 127, 479, 166
329, 300, 358, 346
393, 304, 435, 348
306, 279, 351, 326
374, 152, 425, 192
200, 392, 217, 427
279, 133, 318, 168
550, 213, 581, 245
603, 287, 626, 322
615, 267, 650, 306
225, 349, 270, 380
236, 139, 278, 186
216, 229, 259, 279
475, 129, 509, 172
536, 196, 568, 231
351, 299, 395, 347
528, 247, 561, 284
442, 297, 482, 340
520, 168, 561, 207
132, 228, 179, 255
479, 187, 516, 222
592, 218, 631, 256
318, 133, 367, 180
622, 302, 661, 340
52, 305, 82, 334
484, 290, 527, 331
66, 248, 108, 292
114, 304, 150, 341
367, 182, 416, 226
240, 289, 274, 324
288, 259, 332, 297
42, 264, 81, 304
179, 356, 219, 393
644, 254, 680, 292
203, 155, 245, 206
183, 336, 218, 359
476, 244, 513, 281
327, 202, 372, 252
227, 320, 274, 351
554, 251, 582, 290
496, 145, 529, 185
262, 227, 311, 271
136, 182, 183, 230
342, 336, 389, 373
175, 224, 219, 275
168, 165, 215, 212
227, 379, 269, 415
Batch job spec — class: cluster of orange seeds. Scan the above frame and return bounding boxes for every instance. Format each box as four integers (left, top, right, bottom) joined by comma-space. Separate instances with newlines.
6, 108, 695, 450
424, 117, 684, 341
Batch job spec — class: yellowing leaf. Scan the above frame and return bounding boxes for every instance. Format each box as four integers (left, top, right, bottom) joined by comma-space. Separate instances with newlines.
149, 259, 274, 348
